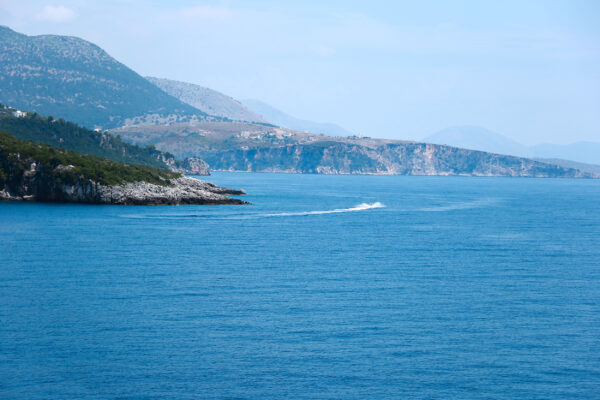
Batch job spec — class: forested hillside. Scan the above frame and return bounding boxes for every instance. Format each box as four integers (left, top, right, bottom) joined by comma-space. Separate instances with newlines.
0, 104, 190, 171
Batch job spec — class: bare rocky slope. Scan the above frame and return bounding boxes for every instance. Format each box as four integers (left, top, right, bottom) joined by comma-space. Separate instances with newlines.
147, 77, 268, 124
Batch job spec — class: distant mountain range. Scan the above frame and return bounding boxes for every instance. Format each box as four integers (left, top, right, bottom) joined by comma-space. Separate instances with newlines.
1, 25, 595, 179
241, 99, 354, 137
145, 76, 355, 136
146, 77, 268, 124
424, 126, 600, 166
0, 26, 213, 129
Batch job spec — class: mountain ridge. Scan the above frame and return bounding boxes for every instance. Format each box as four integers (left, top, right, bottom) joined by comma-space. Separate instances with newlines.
0, 26, 216, 129
146, 77, 269, 124
241, 99, 354, 137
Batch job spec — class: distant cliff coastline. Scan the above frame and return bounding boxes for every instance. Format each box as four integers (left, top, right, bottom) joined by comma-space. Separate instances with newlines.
201, 141, 596, 178
0, 131, 245, 205
115, 123, 598, 179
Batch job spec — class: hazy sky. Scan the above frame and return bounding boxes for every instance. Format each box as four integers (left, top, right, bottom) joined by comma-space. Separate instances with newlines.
1, 0, 599, 144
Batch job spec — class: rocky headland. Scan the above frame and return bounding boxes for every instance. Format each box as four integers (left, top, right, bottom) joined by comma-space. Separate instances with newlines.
0, 175, 245, 205
0, 131, 246, 205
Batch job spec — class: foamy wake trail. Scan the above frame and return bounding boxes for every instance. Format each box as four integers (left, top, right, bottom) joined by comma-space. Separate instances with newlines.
121, 202, 386, 220
264, 202, 385, 217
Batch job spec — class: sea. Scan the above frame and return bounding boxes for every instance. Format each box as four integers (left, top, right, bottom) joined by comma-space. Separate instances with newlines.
1, 172, 599, 399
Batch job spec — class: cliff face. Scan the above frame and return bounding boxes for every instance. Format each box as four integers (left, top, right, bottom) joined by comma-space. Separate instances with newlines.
163, 156, 210, 176
114, 123, 597, 179
146, 77, 268, 124
200, 142, 597, 178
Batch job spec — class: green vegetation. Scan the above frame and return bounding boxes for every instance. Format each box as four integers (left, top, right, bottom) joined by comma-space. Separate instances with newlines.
0, 130, 180, 187
0, 105, 182, 169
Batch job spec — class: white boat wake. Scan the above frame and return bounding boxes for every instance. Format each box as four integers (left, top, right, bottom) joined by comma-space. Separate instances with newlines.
263, 202, 385, 217
121, 202, 385, 220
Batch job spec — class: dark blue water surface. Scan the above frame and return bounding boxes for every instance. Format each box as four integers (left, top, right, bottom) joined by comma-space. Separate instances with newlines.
1, 173, 600, 399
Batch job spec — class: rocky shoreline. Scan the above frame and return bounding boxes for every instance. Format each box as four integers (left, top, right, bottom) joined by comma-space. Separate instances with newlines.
0, 176, 246, 205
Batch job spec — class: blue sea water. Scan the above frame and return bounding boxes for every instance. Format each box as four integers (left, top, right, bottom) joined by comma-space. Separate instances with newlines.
1, 173, 599, 399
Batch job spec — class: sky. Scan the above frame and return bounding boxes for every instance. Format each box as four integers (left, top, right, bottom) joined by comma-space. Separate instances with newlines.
1, 0, 599, 145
